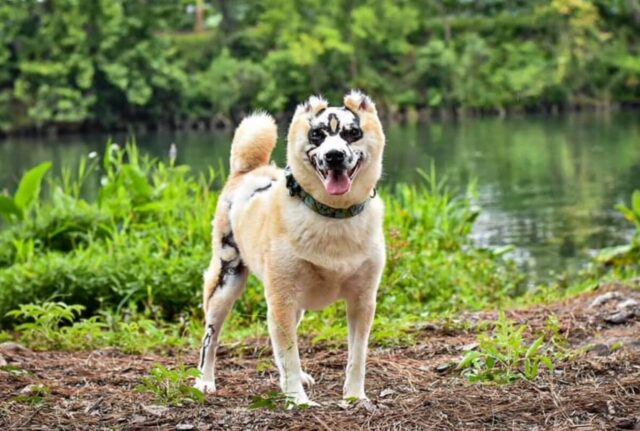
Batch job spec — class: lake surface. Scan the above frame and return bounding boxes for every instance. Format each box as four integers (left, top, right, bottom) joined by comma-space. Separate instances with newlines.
1, 111, 639, 279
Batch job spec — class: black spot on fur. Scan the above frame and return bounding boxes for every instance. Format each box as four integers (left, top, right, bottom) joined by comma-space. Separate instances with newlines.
327, 113, 340, 135
250, 182, 273, 198
206, 231, 246, 306
199, 324, 215, 369
221, 232, 238, 251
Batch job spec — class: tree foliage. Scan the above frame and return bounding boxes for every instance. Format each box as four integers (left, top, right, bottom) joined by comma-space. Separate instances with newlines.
0, 0, 639, 132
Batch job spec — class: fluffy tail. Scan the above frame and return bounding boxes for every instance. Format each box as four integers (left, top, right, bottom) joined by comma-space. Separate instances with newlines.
229, 112, 277, 176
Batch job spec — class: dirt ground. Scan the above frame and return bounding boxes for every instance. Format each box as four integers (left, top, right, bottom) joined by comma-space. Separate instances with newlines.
1, 283, 640, 430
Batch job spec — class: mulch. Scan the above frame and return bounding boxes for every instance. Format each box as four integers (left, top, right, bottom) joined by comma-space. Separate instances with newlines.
1, 282, 639, 430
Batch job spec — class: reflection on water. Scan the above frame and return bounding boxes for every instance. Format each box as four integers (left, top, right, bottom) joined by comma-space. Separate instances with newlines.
1, 111, 639, 278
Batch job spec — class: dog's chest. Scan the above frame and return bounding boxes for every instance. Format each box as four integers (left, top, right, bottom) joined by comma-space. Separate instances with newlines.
285, 208, 379, 273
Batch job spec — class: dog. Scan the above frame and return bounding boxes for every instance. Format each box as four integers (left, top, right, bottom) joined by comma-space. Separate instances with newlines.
195, 90, 386, 406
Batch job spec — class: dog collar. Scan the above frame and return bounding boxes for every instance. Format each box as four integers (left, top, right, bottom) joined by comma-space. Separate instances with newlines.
284, 167, 370, 219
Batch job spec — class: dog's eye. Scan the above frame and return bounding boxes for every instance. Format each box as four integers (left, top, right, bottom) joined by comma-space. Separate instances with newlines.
342, 127, 363, 143
308, 128, 324, 146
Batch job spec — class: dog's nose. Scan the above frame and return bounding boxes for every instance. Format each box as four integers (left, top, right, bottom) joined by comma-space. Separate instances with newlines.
325, 150, 345, 168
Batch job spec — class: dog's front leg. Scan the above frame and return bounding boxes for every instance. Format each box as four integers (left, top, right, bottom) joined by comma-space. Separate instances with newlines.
344, 293, 376, 400
267, 301, 317, 407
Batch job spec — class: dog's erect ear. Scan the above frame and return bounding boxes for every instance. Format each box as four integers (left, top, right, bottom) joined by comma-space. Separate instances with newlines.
294, 95, 328, 117
344, 90, 376, 114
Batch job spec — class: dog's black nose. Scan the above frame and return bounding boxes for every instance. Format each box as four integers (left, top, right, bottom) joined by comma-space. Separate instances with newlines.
325, 150, 345, 168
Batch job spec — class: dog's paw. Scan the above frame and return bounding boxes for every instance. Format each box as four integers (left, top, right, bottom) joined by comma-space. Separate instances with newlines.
300, 371, 315, 387
194, 378, 216, 394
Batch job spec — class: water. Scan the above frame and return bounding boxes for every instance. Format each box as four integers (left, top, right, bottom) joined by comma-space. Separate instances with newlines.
1, 111, 639, 278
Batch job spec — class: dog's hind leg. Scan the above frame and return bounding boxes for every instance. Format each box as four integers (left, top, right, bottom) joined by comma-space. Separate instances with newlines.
195, 209, 247, 394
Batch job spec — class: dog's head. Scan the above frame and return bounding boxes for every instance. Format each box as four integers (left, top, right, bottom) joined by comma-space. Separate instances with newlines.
287, 90, 385, 208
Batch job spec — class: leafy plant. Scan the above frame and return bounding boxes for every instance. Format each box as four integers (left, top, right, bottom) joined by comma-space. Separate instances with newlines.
0, 162, 52, 222
597, 190, 640, 266
11, 384, 50, 406
0, 364, 30, 376
249, 390, 295, 410
135, 364, 204, 406
457, 312, 555, 383
6, 302, 89, 350
6, 301, 199, 354
0, 329, 11, 342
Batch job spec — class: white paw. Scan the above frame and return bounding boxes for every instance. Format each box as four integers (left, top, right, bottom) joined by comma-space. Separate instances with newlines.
194, 378, 216, 394
300, 371, 315, 386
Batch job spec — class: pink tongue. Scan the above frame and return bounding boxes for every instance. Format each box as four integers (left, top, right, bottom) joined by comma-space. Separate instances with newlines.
324, 170, 351, 195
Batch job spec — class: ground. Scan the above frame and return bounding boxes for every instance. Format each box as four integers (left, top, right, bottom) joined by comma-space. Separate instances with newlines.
1, 284, 639, 430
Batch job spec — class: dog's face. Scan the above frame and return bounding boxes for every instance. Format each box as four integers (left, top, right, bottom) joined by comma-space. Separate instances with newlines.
287, 91, 385, 207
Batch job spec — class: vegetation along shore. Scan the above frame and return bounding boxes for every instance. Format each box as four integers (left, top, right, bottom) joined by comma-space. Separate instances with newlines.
1, 0, 640, 134
0, 144, 638, 428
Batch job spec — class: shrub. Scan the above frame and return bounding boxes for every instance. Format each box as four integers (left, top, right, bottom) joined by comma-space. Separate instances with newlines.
0, 144, 523, 336
457, 312, 556, 383
136, 364, 204, 406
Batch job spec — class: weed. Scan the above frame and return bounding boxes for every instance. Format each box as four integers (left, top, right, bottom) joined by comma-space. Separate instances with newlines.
598, 190, 640, 266
0, 144, 638, 349
255, 358, 274, 373
0, 162, 52, 222
135, 364, 204, 406
457, 312, 555, 383
11, 384, 50, 406
6, 302, 199, 354
249, 390, 295, 410
0, 365, 30, 376
6, 303, 88, 350
0, 329, 11, 342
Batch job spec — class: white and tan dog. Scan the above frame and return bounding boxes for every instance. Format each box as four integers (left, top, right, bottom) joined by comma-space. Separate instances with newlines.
195, 90, 386, 406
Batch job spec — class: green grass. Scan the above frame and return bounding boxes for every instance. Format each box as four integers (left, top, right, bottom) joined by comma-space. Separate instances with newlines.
6, 302, 199, 354
0, 143, 524, 327
135, 364, 204, 406
457, 312, 557, 383
0, 142, 638, 362
10, 384, 50, 407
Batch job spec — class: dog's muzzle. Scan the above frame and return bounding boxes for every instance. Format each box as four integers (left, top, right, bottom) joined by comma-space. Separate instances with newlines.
313, 151, 363, 196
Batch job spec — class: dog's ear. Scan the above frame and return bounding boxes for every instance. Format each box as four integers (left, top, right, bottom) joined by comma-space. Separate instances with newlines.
344, 90, 376, 114
294, 95, 328, 117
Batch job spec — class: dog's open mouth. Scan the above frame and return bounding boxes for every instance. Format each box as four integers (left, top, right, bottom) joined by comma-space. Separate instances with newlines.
315, 157, 362, 195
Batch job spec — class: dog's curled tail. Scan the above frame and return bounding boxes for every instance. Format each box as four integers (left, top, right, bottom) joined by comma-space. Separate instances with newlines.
229, 112, 277, 176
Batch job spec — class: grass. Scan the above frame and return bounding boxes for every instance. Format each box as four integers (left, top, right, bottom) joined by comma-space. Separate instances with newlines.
5, 302, 199, 354
0, 142, 638, 382
135, 364, 204, 406
10, 384, 50, 407
456, 312, 557, 383
249, 391, 297, 410
0, 143, 526, 328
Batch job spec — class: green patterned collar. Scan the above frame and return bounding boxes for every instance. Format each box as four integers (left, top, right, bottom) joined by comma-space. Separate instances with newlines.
284, 167, 370, 219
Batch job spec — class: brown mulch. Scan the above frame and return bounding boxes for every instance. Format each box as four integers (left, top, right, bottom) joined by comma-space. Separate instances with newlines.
1, 283, 640, 430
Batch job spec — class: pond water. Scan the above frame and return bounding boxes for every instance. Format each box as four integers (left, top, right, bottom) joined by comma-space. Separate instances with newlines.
1, 111, 639, 279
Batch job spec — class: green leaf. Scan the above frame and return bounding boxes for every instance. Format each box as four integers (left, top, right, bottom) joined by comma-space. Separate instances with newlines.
595, 244, 633, 264
0, 195, 22, 221
14, 162, 52, 210
615, 203, 637, 224
632, 190, 640, 216
525, 336, 544, 359
539, 356, 554, 372
457, 350, 481, 369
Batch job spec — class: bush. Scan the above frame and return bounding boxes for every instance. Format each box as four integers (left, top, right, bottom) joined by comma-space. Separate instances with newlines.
0, 143, 524, 332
